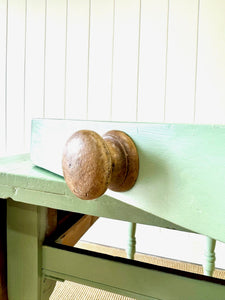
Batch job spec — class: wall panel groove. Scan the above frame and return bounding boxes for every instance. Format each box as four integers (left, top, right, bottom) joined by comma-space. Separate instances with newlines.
0, 0, 225, 151
64, 0, 89, 120
43, 0, 47, 118
111, 0, 140, 121
0, 0, 8, 154
86, 0, 91, 120
87, 0, 114, 121
164, 0, 199, 123
6, 0, 26, 154
63, 0, 68, 119
195, 0, 225, 124
193, 0, 200, 122
137, 0, 169, 123
44, 0, 67, 119
135, 0, 142, 121
163, 0, 170, 122
23, 0, 27, 149
24, 0, 46, 151
1, 0, 225, 272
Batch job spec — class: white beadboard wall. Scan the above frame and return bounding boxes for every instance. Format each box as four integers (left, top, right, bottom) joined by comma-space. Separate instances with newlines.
1, 0, 225, 266
1, 0, 225, 155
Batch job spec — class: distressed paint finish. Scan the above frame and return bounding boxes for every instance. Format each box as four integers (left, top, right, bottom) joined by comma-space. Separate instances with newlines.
0, 159, 224, 299
30, 119, 225, 243
1, 165, 224, 299
1, 119, 225, 299
0, 154, 190, 232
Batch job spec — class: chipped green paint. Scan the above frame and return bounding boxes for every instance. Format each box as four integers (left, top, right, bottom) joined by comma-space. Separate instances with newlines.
0, 154, 190, 232
1, 119, 225, 299
31, 119, 225, 242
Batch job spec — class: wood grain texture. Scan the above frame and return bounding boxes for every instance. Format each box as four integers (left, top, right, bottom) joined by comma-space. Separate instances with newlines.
62, 130, 112, 199
30, 119, 225, 242
62, 129, 139, 199
56, 215, 98, 246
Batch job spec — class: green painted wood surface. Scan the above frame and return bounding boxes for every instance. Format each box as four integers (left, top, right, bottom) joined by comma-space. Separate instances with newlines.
7, 199, 55, 300
0, 154, 190, 232
126, 222, 136, 259
42, 243, 225, 300
203, 237, 216, 277
30, 118, 225, 242
1, 118, 225, 299
0, 200, 7, 300
5, 195, 225, 300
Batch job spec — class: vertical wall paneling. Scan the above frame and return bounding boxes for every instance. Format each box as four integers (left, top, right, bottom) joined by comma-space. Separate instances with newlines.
87, 0, 114, 121
111, 0, 140, 121
1, 0, 225, 269
137, 0, 168, 122
164, 0, 199, 123
6, 0, 26, 153
24, 0, 46, 151
65, 0, 89, 120
195, 0, 225, 124
0, 0, 7, 155
44, 0, 67, 118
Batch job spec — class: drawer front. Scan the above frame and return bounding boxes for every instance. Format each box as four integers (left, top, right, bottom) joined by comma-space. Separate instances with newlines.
30, 119, 225, 241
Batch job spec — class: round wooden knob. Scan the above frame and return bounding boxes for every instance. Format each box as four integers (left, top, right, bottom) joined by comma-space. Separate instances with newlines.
62, 130, 139, 200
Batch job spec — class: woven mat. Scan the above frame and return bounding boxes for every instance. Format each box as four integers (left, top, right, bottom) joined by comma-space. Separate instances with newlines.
50, 242, 225, 300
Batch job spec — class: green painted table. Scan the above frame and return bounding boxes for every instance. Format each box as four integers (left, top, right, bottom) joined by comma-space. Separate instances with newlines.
0, 119, 225, 300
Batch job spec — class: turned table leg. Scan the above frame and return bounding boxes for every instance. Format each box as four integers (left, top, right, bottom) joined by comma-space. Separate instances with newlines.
126, 222, 136, 259
7, 199, 57, 300
203, 236, 216, 276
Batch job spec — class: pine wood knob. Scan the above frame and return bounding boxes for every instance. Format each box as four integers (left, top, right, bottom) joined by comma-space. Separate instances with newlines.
62, 130, 139, 200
